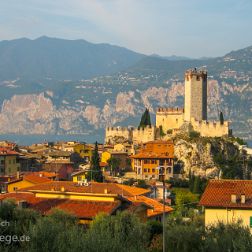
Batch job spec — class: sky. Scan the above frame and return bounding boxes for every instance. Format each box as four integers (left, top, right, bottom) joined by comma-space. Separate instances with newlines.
0, 0, 252, 58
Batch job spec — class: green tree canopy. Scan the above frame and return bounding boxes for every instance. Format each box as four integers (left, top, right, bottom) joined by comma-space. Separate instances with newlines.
87, 141, 103, 182
139, 108, 151, 128
107, 157, 121, 176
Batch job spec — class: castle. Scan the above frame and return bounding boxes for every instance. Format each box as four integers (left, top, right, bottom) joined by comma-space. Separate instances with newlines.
105, 69, 231, 145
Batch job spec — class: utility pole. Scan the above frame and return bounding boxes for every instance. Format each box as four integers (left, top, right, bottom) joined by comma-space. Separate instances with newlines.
158, 166, 166, 252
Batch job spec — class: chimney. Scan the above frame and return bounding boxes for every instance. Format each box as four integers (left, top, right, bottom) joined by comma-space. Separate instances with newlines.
104, 188, 108, 194
231, 194, 237, 203
61, 186, 65, 192
16, 171, 20, 179
241, 194, 246, 204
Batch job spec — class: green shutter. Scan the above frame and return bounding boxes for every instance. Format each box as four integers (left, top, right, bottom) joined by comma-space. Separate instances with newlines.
250, 217, 252, 227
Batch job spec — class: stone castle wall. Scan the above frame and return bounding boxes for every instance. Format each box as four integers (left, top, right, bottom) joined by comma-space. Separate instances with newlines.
156, 107, 184, 133
190, 118, 230, 137
105, 126, 159, 144
132, 126, 158, 144
105, 127, 133, 144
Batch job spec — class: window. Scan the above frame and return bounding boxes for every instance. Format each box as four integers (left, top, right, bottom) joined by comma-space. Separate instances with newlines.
152, 169, 155, 173
0, 160, 4, 165
144, 169, 147, 173
151, 160, 155, 164
148, 169, 150, 173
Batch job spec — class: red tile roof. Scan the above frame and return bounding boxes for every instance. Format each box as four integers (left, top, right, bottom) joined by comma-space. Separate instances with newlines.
0, 192, 120, 219
127, 195, 173, 217
0, 147, 20, 156
32, 172, 58, 179
199, 179, 252, 209
23, 174, 51, 184
19, 181, 150, 197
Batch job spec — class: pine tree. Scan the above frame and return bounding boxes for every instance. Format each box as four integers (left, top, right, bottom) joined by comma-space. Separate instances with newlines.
88, 141, 103, 182
139, 108, 151, 128
220, 111, 224, 125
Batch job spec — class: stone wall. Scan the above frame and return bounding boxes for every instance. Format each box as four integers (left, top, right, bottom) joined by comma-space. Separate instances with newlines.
190, 118, 230, 137
156, 107, 184, 133
132, 126, 158, 144
105, 127, 133, 144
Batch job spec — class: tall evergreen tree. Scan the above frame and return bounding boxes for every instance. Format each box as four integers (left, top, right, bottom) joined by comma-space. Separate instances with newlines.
88, 141, 103, 182
220, 111, 224, 125
139, 108, 151, 128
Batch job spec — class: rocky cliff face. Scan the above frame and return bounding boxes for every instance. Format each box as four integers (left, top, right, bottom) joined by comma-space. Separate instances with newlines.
0, 73, 251, 139
174, 137, 240, 178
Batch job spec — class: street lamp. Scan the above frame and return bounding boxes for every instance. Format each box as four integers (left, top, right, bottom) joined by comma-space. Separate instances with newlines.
157, 166, 166, 252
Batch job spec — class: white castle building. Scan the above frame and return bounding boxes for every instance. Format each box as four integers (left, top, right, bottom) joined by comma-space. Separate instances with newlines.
105, 68, 231, 144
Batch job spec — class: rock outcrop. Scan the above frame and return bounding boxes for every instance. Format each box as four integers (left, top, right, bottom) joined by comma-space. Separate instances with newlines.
174, 136, 240, 178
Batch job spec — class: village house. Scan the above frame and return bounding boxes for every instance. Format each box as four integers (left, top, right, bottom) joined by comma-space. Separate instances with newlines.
0, 147, 20, 176
199, 179, 252, 232
130, 140, 174, 180
0, 181, 173, 224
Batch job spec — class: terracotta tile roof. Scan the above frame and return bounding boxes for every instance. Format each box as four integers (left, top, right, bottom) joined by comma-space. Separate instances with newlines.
32, 172, 58, 179
19, 181, 150, 197
0, 147, 20, 156
23, 174, 51, 184
0, 192, 120, 219
127, 195, 173, 217
199, 179, 252, 209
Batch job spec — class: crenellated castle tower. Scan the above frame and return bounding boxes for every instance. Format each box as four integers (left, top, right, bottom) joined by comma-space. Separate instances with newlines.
184, 68, 207, 122
105, 68, 231, 144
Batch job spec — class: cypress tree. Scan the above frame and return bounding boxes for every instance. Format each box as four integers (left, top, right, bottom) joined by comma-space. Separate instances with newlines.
88, 141, 103, 182
139, 108, 151, 128
146, 109, 151, 126
220, 111, 224, 125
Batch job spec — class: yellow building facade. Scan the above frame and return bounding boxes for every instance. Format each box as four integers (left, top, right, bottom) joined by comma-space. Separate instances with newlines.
131, 140, 174, 180
200, 180, 252, 232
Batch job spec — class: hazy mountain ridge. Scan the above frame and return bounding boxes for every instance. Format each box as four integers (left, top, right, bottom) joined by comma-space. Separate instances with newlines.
0, 36, 144, 80
0, 37, 252, 140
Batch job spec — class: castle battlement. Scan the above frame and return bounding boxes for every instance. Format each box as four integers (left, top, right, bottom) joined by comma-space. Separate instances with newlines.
106, 126, 133, 132
157, 107, 184, 115
190, 118, 230, 137
185, 68, 207, 80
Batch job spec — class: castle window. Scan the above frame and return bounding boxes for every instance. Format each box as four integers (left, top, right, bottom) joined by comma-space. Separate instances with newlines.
196, 76, 200, 81
176, 119, 178, 123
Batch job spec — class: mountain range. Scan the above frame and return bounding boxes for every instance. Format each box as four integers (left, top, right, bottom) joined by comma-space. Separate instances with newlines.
0, 37, 252, 141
